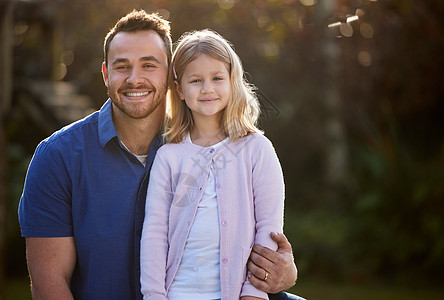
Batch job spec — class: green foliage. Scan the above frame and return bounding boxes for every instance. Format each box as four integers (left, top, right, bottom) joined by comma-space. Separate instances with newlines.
346, 136, 444, 286
285, 209, 350, 282
5, 144, 31, 277
3, 278, 31, 300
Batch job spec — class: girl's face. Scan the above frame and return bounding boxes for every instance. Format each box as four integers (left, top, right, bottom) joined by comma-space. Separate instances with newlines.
176, 54, 230, 122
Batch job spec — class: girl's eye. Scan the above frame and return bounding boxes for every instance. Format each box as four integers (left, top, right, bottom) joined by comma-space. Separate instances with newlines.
191, 79, 201, 83
214, 77, 223, 81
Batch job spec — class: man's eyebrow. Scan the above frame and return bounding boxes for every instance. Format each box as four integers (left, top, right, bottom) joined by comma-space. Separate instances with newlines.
111, 58, 129, 66
140, 56, 161, 64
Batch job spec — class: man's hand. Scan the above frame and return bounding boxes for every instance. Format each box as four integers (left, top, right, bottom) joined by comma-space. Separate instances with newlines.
247, 232, 297, 293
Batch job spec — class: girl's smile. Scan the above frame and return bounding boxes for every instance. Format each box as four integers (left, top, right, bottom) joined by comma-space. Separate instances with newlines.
199, 98, 218, 102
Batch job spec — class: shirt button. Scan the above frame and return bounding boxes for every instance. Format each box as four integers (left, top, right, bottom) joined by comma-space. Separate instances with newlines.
221, 220, 227, 226
222, 258, 228, 263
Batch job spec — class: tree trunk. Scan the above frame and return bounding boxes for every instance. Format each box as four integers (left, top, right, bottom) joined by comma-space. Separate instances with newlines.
0, 1, 14, 298
317, 0, 349, 191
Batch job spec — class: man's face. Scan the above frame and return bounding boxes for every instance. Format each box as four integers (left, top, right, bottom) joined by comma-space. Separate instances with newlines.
102, 30, 168, 120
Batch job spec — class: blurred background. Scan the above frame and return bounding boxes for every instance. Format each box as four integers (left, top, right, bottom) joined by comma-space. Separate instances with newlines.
1, 0, 443, 299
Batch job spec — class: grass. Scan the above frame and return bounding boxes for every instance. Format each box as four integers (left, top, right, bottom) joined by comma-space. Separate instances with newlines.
3, 278, 31, 300
288, 279, 444, 300
4, 277, 444, 299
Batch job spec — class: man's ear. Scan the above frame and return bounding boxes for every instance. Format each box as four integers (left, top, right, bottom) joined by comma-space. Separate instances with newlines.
102, 62, 108, 87
174, 80, 184, 100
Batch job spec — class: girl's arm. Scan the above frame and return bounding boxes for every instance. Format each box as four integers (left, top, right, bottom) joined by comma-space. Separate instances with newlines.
140, 154, 172, 300
241, 136, 285, 299
248, 233, 297, 293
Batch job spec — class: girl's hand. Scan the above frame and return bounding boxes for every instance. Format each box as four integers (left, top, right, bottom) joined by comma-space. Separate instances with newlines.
240, 297, 265, 300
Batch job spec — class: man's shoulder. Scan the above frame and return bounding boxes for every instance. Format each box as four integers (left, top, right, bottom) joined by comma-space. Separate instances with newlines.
42, 110, 100, 147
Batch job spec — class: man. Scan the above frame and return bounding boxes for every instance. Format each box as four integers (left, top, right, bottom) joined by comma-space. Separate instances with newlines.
18, 10, 300, 300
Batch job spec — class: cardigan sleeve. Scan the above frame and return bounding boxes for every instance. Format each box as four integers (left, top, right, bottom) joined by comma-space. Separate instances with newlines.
140, 150, 172, 300
241, 136, 285, 298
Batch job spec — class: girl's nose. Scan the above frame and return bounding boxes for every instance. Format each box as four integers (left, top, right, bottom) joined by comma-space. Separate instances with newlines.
201, 81, 214, 93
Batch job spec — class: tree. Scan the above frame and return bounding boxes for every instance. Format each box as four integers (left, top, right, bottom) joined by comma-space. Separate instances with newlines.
0, 1, 13, 297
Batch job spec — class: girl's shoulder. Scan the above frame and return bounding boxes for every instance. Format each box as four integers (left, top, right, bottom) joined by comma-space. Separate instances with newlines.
156, 140, 190, 156
224, 133, 276, 156
238, 132, 273, 147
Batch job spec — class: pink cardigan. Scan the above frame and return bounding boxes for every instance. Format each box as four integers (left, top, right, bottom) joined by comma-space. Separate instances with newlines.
140, 133, 285, 300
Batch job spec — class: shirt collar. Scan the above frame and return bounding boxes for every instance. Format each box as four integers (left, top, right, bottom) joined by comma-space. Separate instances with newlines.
146, 134, 164, 167
98, 99, 118, 147
98, 99, 165, 154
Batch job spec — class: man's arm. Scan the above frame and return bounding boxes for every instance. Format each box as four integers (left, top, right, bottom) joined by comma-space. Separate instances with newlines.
247, 232, 298, 293
25, 237, 77, 300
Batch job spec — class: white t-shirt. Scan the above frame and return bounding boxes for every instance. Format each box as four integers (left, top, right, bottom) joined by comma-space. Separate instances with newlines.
120, 141, 148, 166
168, 136, 228, 300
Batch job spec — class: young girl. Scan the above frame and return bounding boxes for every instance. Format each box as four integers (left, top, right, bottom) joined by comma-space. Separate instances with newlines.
140, 29, 285, 300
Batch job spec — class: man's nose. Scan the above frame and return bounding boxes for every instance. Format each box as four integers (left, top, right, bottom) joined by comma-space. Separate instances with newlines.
126, 68, 144, 85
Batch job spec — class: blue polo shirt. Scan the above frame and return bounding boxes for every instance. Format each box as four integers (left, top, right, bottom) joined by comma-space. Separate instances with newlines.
18, 99, 162, 300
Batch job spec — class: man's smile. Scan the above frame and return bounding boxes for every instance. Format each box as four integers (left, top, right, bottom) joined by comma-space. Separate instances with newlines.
124, 91, 151, 97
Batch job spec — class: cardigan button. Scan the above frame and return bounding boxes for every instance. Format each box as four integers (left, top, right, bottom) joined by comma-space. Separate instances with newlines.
210, 148, 215, 153
222, 258, 228, 263
221, 220, 227, 226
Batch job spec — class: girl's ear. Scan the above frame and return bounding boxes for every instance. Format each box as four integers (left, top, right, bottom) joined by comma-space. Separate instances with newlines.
174, 80, 185, 100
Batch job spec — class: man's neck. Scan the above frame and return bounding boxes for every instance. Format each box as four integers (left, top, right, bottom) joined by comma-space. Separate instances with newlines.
113, 106, 164, 156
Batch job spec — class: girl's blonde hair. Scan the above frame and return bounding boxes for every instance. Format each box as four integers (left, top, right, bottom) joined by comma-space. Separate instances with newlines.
164, 29, 262, 143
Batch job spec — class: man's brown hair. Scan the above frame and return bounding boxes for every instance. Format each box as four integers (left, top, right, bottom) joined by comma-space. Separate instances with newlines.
103, 10, 172, 67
